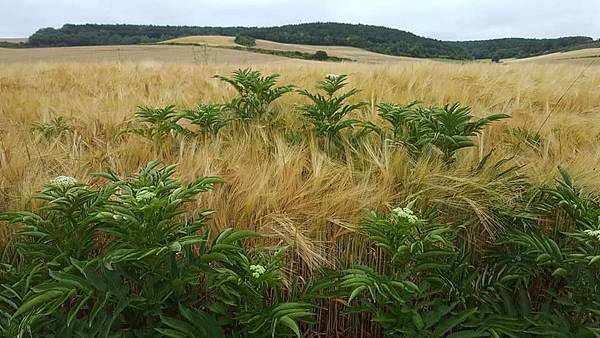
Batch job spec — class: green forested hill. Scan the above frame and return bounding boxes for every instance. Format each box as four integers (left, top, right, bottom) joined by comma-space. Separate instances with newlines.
242, 23, 466, 59
448, 37, 598, 59
27, 22, 598, 60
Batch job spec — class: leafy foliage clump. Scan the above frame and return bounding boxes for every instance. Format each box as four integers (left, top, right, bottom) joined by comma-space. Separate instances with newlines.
312, 51, 328, 61
181, 104, 233, 136
319, 171, 600, 337
120, 104, 235, 150
297, 74, 376, 149
119, 105, 188, 149
234, 35, 256, 47
32, 116, 72, 138
215, 68, 294, 120
0, 161, 314, 337
378, 102, 510, 162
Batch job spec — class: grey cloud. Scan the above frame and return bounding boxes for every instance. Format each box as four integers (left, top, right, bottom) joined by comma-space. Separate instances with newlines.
0, 0, 598, 40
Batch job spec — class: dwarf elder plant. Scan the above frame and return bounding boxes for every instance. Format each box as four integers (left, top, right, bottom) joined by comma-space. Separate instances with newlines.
0, 161, 315, 337
378, 102, 509, 162
32, 116, 73, 138
312, 169, 600, 337
315, 204, 483, 337
180, 104, 234, 137
214, 68, 294, 120
484, 170, 600, 337
317, 197, 600, 337
119, 105, 189, 152
297, 74, 376, 149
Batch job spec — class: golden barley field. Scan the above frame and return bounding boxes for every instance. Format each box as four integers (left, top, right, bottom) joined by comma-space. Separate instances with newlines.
509, 47, 600, 64
1, 59, 600, 253
1, 52, 600, 337
0, 44, 292, 64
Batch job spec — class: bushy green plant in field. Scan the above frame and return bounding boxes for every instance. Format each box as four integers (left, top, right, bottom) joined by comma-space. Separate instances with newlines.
319, 205, 490, 337
214, 68, 294, 120
540, 167, 600, 229
119, 105, 188, 149
297, 74, 377, 148
378, 102, 510, 162
377, 101, 421, 140
32, 116, 72, 138
504, 126, 545, 150
415, 103, 509, 162
318, 171, 600, 337
0, 161, 315, 337
180, 104, 233, 136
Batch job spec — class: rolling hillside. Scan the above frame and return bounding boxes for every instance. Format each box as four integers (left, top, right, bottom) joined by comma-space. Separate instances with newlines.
27, 23, 599, 60
4, 35, 597, 65
508, 47, 600, 64
162, 35, 419, 63
0, 44, 290, 64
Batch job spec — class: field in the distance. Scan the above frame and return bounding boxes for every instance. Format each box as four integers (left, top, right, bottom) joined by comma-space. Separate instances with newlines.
162, 35, 419, 63
0, 37, 28, 43
0, 35, 420, 65
0, 44, 295, 64
2, 34, 599, 65
510, 47, 600, 64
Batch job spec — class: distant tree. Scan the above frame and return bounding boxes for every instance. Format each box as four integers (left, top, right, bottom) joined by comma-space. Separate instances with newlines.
312, 50, 329, 60
234, 35, 256, 47
0, 41, 29, 48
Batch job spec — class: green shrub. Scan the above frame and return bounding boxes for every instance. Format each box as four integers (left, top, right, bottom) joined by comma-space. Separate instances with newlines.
119, 105, 188, 151
214, 68, 294, 120
312, 51, 329, 61
297, 74, 377, 149
180, 104, 233, 136
317, 170, 600, 337
0, 161, 315, 337
234, 35, 256, 47
378, 102, 510, 162
321, 205, 482, 337
32, 116, 72, 138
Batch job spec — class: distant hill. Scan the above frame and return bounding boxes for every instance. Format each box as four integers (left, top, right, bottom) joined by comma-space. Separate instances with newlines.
0, 37, 29, 48
27, 22, 598, 60
508, 47, 600, 64
161, 35, 419, 63
448, 37, 600, 59
0, 38, 28, 43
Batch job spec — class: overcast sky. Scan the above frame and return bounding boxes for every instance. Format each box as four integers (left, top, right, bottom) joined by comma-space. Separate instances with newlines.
1, 0, 599, 40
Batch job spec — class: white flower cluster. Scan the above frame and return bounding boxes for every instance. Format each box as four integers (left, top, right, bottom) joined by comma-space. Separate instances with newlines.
250, 264, 266, 278
325, 74, 339, 81
393, 206, 419, 224
135, 189, 156, 202
51, 175, 78, 188
583, 229, 600, 241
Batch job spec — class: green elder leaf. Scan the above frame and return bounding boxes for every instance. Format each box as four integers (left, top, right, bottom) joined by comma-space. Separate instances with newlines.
13, 290, 65, 318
